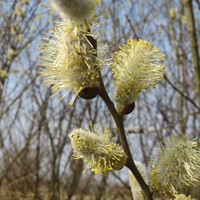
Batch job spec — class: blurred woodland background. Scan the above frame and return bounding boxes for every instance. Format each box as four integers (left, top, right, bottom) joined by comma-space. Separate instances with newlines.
0, 0, 200, 199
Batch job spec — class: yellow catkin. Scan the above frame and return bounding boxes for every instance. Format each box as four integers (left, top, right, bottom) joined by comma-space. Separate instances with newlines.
69, 128, 126, 174
111, 39, 165, 113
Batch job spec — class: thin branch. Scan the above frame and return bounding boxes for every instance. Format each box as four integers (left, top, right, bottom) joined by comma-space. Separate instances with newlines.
125, 15, 139, 40
164, 75, 200, 112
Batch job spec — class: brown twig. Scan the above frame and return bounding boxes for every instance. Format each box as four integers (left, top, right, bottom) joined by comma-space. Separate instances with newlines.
86, 24, 153, 199
182, 0, 200, 105
98, 78, 153, 200
164, 75, 200, 112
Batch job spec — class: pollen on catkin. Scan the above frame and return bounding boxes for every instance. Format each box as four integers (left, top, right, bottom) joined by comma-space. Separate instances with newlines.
69, 128, 126, 174
111, 39, 165, 114
38, 22, 103, 104
128, 161, 149, 200
50, 0, 101, 22
174, 194, 194, 200
150, 135, 200, 196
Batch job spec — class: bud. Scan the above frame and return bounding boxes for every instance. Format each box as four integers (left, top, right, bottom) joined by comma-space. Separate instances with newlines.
169, 8, 177, 19
69, 128, 126, 173
117, 102, 135, 115
15, 4, 24, 17
0, 69, 7, 78
7, 48, 17, 61
78, 86, 99, 100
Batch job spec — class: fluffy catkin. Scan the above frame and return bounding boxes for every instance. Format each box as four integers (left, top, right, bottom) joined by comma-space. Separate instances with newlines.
111, 39, 165, 114
50, 0, 100, 22
69, 128, 126, 173
150, 135, 200, 196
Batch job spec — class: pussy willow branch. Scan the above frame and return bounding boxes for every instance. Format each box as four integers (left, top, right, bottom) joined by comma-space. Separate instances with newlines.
85, 27, 152, 199
98, 78, 153, 200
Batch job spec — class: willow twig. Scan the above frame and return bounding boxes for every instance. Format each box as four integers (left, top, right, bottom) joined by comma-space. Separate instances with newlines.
98, 77, 153, 200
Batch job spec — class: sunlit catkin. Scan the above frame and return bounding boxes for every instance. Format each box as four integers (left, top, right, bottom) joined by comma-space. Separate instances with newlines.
111, 39, 165, 114
150, 135, 200, 196
38, 22, 102, 104
69, 128, 126, 173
